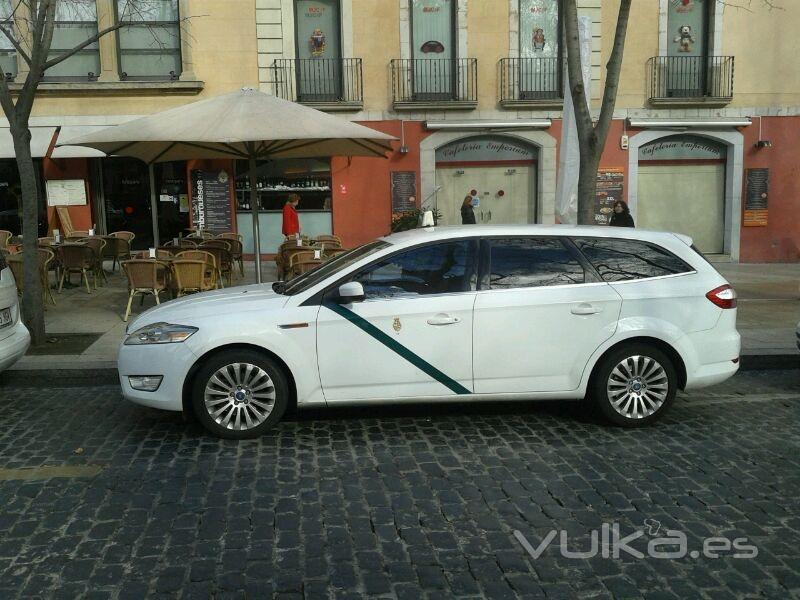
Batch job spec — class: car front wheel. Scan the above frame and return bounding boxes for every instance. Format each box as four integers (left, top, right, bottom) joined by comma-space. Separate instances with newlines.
192, 349, 289, 439
591, 343, 677, 427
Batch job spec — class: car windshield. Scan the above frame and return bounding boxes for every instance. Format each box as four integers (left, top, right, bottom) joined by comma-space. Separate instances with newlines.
275, 240, 391, 296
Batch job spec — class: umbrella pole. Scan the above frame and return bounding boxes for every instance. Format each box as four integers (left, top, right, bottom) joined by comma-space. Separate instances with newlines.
249, 155, 262, 284
149, 163, 159, 248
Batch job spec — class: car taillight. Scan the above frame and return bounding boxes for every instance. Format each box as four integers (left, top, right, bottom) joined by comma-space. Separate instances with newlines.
706, 284, 737, 309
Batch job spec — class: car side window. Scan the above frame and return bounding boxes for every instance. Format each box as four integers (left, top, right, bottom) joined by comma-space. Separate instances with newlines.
351, 240, 477, 300
572, 237, 693, 282
488, 237, 585, 289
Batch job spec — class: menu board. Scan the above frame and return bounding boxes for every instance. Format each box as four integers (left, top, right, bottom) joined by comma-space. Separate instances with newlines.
743, 168, 768, 227
594, 168, 624, 225
391, 171, 417, 213
191, 170, 233, 233
46, 179, 87, 206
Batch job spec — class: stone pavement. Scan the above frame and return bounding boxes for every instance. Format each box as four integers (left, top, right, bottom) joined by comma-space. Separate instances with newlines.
8, 260, 800, 372
0, 369, 798, 598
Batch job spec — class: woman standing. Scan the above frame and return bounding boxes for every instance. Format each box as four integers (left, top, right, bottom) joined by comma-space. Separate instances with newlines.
282, 193, 301, 238
609, 200, 635, 228
461, 195, 476, 225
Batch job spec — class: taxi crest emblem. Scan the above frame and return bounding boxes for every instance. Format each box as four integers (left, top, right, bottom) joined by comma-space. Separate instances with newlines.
392, 317, 402, 333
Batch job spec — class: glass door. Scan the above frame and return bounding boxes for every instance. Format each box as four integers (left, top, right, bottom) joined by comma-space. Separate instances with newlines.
519, 0, 561, 100
667, 0, 710, 97
294, 0, 342, 102
411, 0, 455, 101
102, 157, 153, 249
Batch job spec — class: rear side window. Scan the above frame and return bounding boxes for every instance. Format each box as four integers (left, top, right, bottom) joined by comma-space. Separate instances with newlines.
572, 237, 693, 282
488, 237, 585, 289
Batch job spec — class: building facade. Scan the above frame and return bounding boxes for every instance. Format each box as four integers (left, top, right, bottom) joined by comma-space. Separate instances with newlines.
1, 0, 797, 263
255, 0, 800, 262
0, 0, 258, 248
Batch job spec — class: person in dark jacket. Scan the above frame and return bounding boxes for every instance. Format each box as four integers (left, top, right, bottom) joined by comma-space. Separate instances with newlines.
609, 200, 635, 227
461, 195, 476, 224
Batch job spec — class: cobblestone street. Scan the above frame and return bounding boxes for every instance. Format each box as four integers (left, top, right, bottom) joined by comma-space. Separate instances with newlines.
0, 369, 798, 599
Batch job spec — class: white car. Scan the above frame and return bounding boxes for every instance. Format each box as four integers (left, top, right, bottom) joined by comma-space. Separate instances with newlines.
118, 225, 740, 438
0, 252, 30, 371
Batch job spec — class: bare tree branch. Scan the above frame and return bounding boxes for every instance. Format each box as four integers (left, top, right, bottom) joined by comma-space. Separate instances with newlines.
594, 0, 632, 148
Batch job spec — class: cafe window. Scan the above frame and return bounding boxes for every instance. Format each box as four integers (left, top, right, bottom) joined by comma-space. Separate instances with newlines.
0, 0, 18, 80
235, 158, 332, 212
45, 0, 101, 80
518, 0, 562, 98
116, 0, 181, 80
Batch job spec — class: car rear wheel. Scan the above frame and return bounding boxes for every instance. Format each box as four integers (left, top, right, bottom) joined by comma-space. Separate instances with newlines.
192, 349, 288, 439
591, 343, 677, 427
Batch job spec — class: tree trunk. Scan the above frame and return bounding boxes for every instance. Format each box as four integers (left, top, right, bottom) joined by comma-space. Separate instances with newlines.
10, 121, 46, 346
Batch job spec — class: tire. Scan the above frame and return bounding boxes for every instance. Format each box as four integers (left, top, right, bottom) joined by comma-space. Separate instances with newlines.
191, 349, 289, 439
591, 343, 677, 427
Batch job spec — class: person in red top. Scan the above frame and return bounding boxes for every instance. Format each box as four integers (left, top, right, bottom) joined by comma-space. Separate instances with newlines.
282, 193, 301, 238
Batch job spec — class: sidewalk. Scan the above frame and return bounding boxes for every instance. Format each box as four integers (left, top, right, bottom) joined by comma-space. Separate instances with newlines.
7, 260, 799, 372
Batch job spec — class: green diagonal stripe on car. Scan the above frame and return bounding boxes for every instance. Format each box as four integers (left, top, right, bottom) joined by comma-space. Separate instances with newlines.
325, 303, 471, 395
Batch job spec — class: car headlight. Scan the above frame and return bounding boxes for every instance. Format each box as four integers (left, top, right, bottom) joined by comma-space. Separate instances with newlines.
124, 322, 198, 345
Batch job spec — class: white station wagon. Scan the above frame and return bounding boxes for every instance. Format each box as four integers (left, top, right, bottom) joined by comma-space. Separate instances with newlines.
119, 225, 740, 438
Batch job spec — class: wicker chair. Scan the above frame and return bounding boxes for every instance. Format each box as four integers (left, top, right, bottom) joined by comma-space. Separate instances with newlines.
216, 235, 244, 276
7, 249, 55, 306
109, 231, 136, 244
315, 234, 343, 247
171, 259, 210, 297
293, 258, 324, 276
76, 237, 107, 287
121, 260, 169, 322
176, 250, 218, 289
58, 243, 95, 294
0, 230, 12, 249
278, 244, 315, 281
199, 243, 232, 287
65, 230, 90, 241
324, 248, 349, 260
286, 250, 316, 279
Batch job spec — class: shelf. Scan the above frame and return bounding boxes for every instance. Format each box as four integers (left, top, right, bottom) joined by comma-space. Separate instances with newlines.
236, 187, 331, 193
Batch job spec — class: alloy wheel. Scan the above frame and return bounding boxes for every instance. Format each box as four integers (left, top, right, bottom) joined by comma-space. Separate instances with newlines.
204, 362, 276, 431
606, 355, 669, 420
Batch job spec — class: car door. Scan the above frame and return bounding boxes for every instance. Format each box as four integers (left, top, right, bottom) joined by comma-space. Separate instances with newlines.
316, 239, 478, 401
472, 236, 622, 394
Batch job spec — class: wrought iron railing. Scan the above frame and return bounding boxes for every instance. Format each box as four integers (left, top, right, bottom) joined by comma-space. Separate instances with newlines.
647, 56, 735, 101
500, 57, 562, 102
391, 58, 477, 105
272, 58, 363, 105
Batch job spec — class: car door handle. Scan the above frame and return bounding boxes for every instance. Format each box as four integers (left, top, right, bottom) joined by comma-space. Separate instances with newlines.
427, 314, 461, 326
571, 303, 601, 316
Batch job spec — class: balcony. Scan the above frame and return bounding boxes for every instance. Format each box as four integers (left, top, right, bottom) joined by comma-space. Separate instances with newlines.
390, 58, 477, 110
499, 58, 562, 108
647, 56, 734, 106
271, 58, 363, 111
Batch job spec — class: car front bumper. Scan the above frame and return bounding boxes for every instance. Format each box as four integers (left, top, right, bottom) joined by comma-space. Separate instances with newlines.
0, 320, 30, 372
117, 341, 199, 412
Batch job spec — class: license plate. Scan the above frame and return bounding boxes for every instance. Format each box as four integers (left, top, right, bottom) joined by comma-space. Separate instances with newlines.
0, 308, 11, 329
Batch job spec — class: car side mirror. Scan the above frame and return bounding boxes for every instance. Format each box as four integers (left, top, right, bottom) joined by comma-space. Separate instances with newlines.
337, 281, 365, 303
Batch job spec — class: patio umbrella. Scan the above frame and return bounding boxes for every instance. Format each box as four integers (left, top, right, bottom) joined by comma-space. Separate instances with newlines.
61, 87, 396, 282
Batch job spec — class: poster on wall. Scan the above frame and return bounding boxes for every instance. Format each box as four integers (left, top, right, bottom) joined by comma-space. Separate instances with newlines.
46, 179, 87, 206
743, 168, 768, 227
594, 168, 624, 225
390, 171, 417, 213
191, 170, 233, 233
